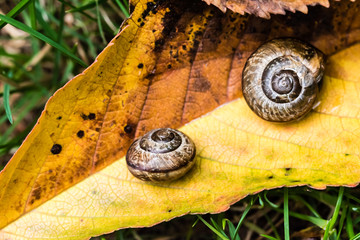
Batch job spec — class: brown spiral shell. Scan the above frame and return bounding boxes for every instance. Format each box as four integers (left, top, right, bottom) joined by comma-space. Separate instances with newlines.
126, 128, 196, 182
242, 38, 325, 122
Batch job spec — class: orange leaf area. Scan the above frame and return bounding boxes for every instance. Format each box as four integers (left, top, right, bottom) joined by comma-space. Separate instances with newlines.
1, 43, 360, 240
1, 0, 360, 235
202, 0, 330, 18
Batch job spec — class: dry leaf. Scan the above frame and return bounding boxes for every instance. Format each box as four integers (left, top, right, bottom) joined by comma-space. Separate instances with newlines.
202, 0, 330, 18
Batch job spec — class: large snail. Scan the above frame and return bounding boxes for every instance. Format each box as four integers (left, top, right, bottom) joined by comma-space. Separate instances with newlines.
126, 128, 196, 182
242, 38, 325, 122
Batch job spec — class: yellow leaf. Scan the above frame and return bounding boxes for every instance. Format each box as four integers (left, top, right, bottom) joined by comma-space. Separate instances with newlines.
2, 42, 360, 240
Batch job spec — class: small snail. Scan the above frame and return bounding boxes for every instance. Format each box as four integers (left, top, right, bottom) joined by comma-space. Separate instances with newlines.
126, 128, 196, 182
242, 38, 325, 122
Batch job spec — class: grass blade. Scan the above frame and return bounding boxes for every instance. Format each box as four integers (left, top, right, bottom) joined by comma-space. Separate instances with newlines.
58, 0, 96, 21
0, 14, 86, 67
260, 234, 280, 240
210, 217, 227, 237
264, 214, 281, 240
28, 0, 37, 29
0, 92, 42, 142
263, 191, 280, 208
284, 188, 290, 240
324, 187, 344, 239
273, 198, 328, 229
336, 204, 348, 240
95, 0, 107, 44
3, 84, 13, 124
115, 0, 130, 17
350, 233, 360, 240
231, 199, 254, 239
197, 215, 229, 240
346, 207, 355, 238
52, 2, 66, 86
223, 219, 236, 239
0, 0, 34, 30
290, 195, 321, 218
121, 0, 129, 10
67, 0, 107, 13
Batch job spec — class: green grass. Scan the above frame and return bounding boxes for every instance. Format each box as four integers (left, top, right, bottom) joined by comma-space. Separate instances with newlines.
195, 187, 360, 240
1, 1, 360, 240
283, 188, 289, 240
3, 84, 13, 124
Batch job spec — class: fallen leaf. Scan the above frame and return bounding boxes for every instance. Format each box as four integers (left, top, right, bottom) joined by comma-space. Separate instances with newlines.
1, 0, 360, 238
1, 43, 360, 240
202, 0, 330, 18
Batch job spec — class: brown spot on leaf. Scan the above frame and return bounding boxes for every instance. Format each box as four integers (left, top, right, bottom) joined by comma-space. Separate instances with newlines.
154, 38, 165, 52
124, 125, 133, 134
106, 89, 112, 97
49, 175, 57, 182
81, 113, 96, 120
77, 130, 85, 138
141, 1, 159, 20
80, 113, 88, 120
32, 188, 42, 200
193, 77, 211, 92
88, 113, 96, 120
50, 144, 62, 154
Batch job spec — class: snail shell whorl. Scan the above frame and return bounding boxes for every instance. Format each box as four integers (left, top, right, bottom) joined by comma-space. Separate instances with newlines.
126, 128, 196, 182
242, 38, 325, 122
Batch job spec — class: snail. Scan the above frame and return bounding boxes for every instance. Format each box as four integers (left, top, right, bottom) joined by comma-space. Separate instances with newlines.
242, 38, 325, 122
126, 128, 196, 182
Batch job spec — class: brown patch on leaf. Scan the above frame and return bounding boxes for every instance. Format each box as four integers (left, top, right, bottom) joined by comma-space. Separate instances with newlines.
50, 144, 62, 154
77, 130, 85, 138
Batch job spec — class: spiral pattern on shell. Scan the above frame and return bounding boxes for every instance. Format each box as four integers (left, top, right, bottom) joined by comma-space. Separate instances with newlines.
242, 38, 325, 122
126, 128, 196, 182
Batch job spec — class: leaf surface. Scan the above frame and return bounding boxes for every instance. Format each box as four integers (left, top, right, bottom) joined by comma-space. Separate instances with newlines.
202, 0, 330, 18
1, 0, 360, 238
2, 43, 360, 240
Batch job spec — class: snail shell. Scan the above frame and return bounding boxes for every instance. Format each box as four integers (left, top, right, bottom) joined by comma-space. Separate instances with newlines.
242, 38, 325, 122
126, 128, 196, 182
